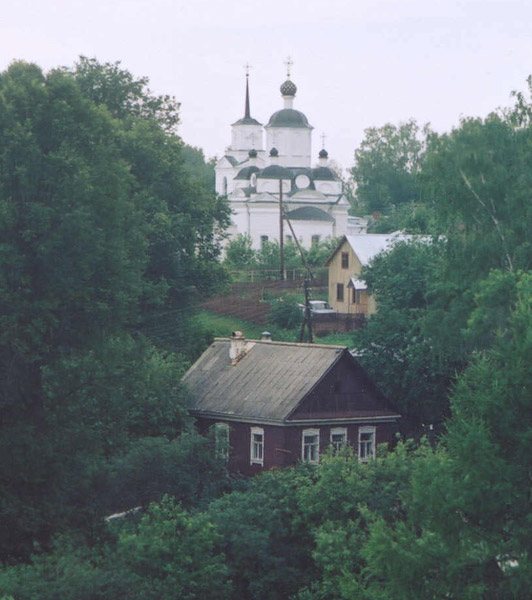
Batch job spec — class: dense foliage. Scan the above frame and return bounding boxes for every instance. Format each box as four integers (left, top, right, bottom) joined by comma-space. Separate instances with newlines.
2, 60, 532, 600
350, 119, 428, 217
224, 234, 338, 274
0, 59, 229, 561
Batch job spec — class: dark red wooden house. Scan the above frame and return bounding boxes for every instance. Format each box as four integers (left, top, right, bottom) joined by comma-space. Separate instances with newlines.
183, 332, 400, 475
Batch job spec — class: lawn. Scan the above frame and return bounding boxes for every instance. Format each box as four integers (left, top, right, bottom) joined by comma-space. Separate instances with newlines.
193, 311, 356, 348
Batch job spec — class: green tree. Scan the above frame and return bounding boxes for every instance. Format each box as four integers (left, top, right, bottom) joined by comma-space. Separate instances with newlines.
351, 119, 428, 215
68, 56, 230, 350
0, 497, 231, 600
180, 144, 216, 192
207, 466, 316, 600
295, 444, 422, 600
224, 234, 257, 270
117, 496, 231, 600
361, 274, 532, 599
422, 111, 532, 279
353, 240, 456, 428
0, 59, 228, 560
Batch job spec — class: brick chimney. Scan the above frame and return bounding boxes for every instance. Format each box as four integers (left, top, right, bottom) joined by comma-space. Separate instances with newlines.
230, 331, 246, 365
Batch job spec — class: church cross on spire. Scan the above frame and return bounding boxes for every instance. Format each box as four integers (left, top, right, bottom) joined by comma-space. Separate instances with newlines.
284, 56, 293, 78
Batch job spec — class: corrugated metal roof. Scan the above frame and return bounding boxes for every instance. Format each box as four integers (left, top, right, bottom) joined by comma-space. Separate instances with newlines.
348, 278, 367, 290
345, 233, 411, 265
184, 339, 346, 422
324, 232, 412, 266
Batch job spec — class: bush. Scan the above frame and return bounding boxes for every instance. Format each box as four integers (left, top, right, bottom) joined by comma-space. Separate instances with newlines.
270, 295, 302, 329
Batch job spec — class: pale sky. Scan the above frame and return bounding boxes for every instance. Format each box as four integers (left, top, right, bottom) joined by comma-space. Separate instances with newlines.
2, 0, 531, 170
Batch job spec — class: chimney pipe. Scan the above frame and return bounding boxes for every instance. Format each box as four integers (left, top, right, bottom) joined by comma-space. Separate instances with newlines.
230, 331, 246, 365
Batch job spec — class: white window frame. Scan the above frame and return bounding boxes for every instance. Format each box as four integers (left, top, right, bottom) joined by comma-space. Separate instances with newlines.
250, 426, 264, 466
358, 426, 376, 461
214, 422, 229, 460
302, 428, 320, 463
330, 427, 347, 453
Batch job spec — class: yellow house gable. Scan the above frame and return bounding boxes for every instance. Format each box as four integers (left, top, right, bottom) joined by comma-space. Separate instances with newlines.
327, 238, 368, 313
325, 233, 409, 315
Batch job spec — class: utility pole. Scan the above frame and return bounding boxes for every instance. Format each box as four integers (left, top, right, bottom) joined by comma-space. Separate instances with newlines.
279, 178, 285, 281
298, 278, 314, 343
282, 207, 315, 343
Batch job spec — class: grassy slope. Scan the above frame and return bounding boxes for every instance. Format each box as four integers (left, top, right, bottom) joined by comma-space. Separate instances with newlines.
193, 311, 355, 348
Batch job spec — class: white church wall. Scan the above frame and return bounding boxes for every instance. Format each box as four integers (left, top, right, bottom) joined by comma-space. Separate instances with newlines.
215, 166, 236, 196
256, 178, 291, 195
330, 206, 349, 238
314, 180, 342, 195
231, 124, 263, 151
248, 205, 281, 249
265, 127, 311, 167
284, 219, 335, 247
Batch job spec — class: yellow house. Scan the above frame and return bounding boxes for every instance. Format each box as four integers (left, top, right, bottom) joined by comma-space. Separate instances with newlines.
324, 233, 410, 315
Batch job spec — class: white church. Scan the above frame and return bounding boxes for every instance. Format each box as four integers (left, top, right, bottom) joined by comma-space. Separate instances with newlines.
215, 66, 364, 250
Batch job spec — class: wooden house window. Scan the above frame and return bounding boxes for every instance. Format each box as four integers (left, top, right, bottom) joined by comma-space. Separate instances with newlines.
302, 428, 320, 463
250, 426, 264, 466
214, 422, 229, 460
341, 252, 349, 269
336, 283, 344, 302
358, 426, 376, 461
353, 289, 362, 304
311, 234, 320, 245
330, 427, 347, 453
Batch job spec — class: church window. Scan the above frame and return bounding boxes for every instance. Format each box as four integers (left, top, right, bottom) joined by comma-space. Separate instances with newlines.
260, 235, 268, 248
223, 177, 228, 195
336, 283, 344, 302
311, 234, 320, 245
286, 235, 292, 243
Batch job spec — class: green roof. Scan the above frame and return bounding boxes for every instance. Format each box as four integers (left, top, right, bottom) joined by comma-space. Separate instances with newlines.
234, 166, 260, 180
266, 108, 312, 129
223, 155, 239, 166
312, 167, 338, 181
257, 165, 292, 179
232, 116, 262, 126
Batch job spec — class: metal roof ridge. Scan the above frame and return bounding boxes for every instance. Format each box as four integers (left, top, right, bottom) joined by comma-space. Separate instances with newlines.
212, 337, 347, 350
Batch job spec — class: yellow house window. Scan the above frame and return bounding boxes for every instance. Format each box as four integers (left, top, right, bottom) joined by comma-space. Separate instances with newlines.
341, 252, 349, 269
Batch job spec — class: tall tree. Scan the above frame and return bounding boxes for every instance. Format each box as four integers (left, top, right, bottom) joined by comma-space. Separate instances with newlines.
350, 119, 428, 215
362, 273, 532, 600
352, 239, 457, 429
0, 59, 227, 561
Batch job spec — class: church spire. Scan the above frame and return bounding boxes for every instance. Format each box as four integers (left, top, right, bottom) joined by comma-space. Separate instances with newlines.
245, 74, 250, 118
231, 64, 262, 128
244, 63, 251, 119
